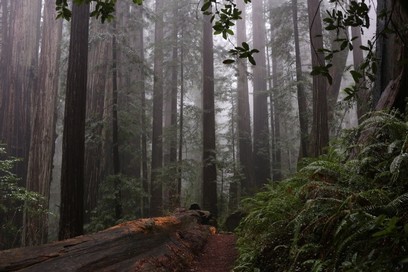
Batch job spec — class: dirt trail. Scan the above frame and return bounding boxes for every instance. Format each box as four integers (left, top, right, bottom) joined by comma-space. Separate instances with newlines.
188, 233, 238, 272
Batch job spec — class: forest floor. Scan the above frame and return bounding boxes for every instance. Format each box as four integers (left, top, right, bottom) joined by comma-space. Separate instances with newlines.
188, 233, 238, 272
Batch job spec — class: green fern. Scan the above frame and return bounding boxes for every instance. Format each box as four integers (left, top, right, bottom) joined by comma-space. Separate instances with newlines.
235, 110, 408, 272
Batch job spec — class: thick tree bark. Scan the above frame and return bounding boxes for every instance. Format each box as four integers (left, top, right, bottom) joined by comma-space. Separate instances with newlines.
375, 73, 403, 111
374, 0, 408, 111
292, 0, 309, 160
178, 22, 185, 208
84, 19, 111, 223
24, 0, 63, 246
0, 0, 41, 248
307, 0, 329, 157
350, 0, 408, 159
0, 0, 10, 139
373, 0, 393, 107
352, 25, 369, 120
135, 6, 149, 218
202, 12, 218, 218
0, 0, 41, 180
0, 0, 8, 66
390, 0, 408, 111
130, 5, 148, 217
374, 0, 408, 114
59, 2, 90, 240
236, 0, 253, 195
168, 3, 179, 209
228, 94, 239, 211
151, 0, 164, 216
327, 26, 349, 128
252, 0, 271, 187
111, 20, 122, 220
269, 3, 282, 182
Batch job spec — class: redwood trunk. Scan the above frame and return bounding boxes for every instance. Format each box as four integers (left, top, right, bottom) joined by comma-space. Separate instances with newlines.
24, 0, 62, 246
0, 0, 41, 180
307, 0, 329, 157
59, 2, 90, 240
292, 0, 309, 159
352, 25, 369, 120
236, 0, 253, 195
84, 19, 111, 223
150, 0, 164, 216
269, 3, 282, 181
252, 0, 271, 187
202, 12, 218, 217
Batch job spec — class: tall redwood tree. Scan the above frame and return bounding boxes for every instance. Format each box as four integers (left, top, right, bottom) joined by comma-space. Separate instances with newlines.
236, 0, 253, 195
150, 0, 164, 216
202, 11, 217, 217
24, 0, 62, 245
292, 0, 309, 160
252, 0, 271, 187
307, 0, 329, 157
59, 2, 90, 240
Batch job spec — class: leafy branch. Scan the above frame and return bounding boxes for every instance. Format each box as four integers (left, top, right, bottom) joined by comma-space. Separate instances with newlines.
56, 0, 143, 22
56, 0, 258, 64
200, 0, 258, 64
224, 42, 259, 65
312, 0, 379, 100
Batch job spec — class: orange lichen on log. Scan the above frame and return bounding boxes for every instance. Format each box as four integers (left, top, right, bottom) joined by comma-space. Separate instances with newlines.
209, 226, 217, 235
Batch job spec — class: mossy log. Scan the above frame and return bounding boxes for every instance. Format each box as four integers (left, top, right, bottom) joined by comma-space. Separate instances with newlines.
0, 210, 212, 272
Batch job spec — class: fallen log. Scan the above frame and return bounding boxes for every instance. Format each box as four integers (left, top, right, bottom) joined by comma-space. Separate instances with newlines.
0, 210, 212, 272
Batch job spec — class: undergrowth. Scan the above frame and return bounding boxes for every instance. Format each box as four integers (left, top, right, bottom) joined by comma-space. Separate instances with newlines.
0, 147, 46, 249
235, 111, 408, 271
85, 174, 145, 233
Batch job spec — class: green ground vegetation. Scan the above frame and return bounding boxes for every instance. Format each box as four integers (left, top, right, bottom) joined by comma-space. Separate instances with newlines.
235, 111, 408, 271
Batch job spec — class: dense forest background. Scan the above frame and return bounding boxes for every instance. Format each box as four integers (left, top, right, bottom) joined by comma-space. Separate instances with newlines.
1, 2, 408, 269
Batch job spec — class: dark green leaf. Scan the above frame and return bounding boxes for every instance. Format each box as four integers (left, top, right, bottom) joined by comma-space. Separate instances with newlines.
340, 40, 348, 51
248, 56, 256, 65
242, 42, 249, 50
201, 1, 212, 12
350, 70, 362, 83
226, 29, 234, 35
371, 62, 377, 74
223, 59, 235, 64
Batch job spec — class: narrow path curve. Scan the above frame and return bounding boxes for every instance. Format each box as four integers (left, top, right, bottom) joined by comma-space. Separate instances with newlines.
188, 233, 238, 272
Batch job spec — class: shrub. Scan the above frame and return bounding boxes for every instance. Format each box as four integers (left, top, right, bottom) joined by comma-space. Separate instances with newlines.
0, 147, 46, 249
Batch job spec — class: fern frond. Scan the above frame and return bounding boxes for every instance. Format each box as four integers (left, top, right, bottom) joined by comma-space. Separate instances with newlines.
300, 160, 345, 183
364, 193, 408, 217
334, 212, 377, 268
289, 243, 321, 271
360, 143, 389, 157
359, 189, 391, 205
302, 258, 329, 272
300, 181, 350, 201
390, 153, 408, 174
386, 193, 408, 215
359, 111, 405, 132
